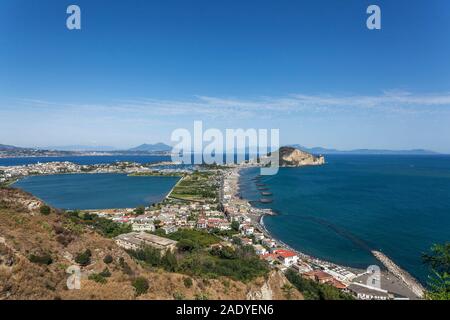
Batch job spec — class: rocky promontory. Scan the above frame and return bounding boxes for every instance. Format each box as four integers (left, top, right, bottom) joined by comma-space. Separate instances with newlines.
277, 146, 325, 167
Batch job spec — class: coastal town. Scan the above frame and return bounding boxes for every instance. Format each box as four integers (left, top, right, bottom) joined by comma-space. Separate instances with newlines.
0, 154, 425, 300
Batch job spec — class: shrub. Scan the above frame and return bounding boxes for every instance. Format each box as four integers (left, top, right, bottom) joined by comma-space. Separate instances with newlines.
29, 253, 53, 265
173, 292, 185, 300
132, 277, 149, 296
75, 249, 92, 266
99, 267, 111, 278
134, 206, 145, 215
40, 205, 51, 215
88, 273, 107, 284
103, 254, 113, 264
177, 239, 198, 252
183, 277, 193, 288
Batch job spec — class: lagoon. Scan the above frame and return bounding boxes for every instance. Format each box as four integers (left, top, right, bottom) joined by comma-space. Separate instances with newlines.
13, 173, 180, 210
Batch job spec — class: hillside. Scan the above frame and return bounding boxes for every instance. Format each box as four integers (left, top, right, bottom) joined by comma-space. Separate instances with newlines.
0, 144, 29, 151
0, 188, 302, 300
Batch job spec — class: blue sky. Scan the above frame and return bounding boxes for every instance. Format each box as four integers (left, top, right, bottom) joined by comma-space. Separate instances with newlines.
1, 0, 450, 152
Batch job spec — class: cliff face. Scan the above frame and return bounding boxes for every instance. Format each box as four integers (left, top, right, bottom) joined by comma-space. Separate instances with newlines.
277, 146, 325, 167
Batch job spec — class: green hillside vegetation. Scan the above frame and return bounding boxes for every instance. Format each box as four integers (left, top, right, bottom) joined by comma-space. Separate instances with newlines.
128, 231, 269, 282
66, 211, 132, 238
423, 243, 450, 300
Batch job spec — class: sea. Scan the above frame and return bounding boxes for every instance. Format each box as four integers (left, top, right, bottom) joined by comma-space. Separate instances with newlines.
239, 155, 450, 285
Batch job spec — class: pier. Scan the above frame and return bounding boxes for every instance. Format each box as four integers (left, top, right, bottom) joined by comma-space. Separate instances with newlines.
372, 250, 425, 298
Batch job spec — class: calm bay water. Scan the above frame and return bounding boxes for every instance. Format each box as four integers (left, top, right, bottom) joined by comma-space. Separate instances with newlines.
13, 173, 179, 210
239, 155, 450, 284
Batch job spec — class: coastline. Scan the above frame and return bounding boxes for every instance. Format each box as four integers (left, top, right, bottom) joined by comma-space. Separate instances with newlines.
234, 167, 425, 299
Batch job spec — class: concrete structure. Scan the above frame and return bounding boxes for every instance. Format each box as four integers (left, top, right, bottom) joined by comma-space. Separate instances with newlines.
115, 232, 177, 252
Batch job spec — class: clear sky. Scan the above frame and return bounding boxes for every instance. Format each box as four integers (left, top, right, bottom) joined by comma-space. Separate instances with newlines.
1, 0, 450, 152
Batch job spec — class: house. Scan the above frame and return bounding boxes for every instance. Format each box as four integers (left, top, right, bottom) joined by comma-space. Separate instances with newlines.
161, 225, 178, 234
132, 222, 155, 232
262, 238, 277, 248
241, 224, 254, 236
115, 232, 177, 252
253, 244, 268, 255
275, 249, 299, 266
196, 219, 207, 229
303, 270, 334, 284
253, 232, 265, 241
292, 262, 313, 274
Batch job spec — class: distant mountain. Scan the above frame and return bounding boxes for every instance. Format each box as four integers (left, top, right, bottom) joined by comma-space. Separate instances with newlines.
128, 143, 172, 152
291, 145, 440, 155
0, 144, 29, 151
42, 145, 117, 152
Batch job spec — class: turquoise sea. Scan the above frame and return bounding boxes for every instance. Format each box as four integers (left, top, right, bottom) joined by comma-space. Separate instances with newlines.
239, 155, 450, 285
13, 173, 179, 210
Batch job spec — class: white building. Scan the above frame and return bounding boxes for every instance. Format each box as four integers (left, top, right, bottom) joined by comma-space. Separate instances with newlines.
132, 222, 156, 232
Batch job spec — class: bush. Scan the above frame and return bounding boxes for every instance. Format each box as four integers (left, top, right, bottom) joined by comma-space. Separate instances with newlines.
99, 267, 111, 278
173, 292, 185, 300
132, 277, 149, 296
183, 277, 193, 288
177, 239, 198, 252
29, 253, 53, 265
103, 254, 113, 264
167, 229, 220, 248
134, 206, 145, 215
40, 205, 51, 215
75, 249, 92, 266
88, 273, 107, 284
119, 257, 134, 276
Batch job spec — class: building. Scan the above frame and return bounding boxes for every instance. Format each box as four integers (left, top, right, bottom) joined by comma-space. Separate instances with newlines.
115, 232, 177, 252
347, 284, 390, 300
303, 270, 334, 284
132, 222, 155, 232
253, 244, 268, 255
161, 225, 178, 234
275, 249, 299, 266
196, 219, 207, 229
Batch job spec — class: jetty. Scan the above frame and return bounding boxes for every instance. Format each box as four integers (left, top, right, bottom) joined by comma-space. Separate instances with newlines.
372, 250, 425, 298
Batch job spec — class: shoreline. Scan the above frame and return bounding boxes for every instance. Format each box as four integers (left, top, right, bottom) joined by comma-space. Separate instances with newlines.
234, 167, 425, 298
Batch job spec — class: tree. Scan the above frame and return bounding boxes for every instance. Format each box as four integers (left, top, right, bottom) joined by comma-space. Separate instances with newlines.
231, 220, 240, 231
75, 249, 92, 266
134, 206, 145, 215
40, 205, 51, 215
177, 239, 197, 252
282, 283, 294, 300
183, 277, 193, 288
422, 243, 450, 300
103, 254, 113, 264
132, 277, 149, 296
29, 253, 53, 265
